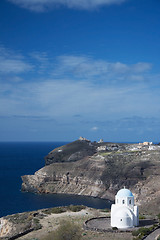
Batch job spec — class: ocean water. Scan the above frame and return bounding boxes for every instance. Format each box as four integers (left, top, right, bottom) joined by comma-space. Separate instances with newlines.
0, 142, 111, 217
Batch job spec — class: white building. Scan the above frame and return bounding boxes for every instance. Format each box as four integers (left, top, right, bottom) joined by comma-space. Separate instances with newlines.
98, 139, 104, 143
111, 188, 139, 229
97, 145, 107, 151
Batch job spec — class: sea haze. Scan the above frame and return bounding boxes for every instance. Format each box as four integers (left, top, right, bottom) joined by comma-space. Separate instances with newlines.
0, 142, 111, 217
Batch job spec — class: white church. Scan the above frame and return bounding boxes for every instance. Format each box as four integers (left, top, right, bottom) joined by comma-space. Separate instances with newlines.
111, 187, 139, 229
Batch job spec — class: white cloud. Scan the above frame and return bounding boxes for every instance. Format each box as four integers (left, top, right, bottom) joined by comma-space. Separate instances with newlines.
0, 46, 152, 84
0, 44, 154, 91
0, 77, 159, 122
30, 52, 49, 64
132, 62, 152, 73
0, 46, 33, 74
30, 52, 49, 73
129, 75, 144, 81
91, 126, 99, 131
0, 58, 32, 74
55, 55, 152, 81
56, 55, 109, 77
110, 62, 129, 73
8, 0, 127, 12
0, 47, 157, 122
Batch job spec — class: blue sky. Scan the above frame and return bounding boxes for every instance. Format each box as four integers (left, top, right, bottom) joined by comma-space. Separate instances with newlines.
0, 0, 160, 142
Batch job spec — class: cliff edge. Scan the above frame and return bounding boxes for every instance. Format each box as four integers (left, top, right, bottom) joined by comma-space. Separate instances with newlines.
21, 139, 160, 215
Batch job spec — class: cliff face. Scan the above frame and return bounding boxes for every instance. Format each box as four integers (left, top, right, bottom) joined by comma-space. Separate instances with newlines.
22, 154, 109, 198
21, 140, 160, 215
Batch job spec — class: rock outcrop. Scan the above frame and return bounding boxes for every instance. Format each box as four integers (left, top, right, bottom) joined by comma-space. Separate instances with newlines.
44, 139, 97, 165
0, 211, 42, 239
21, 140, 160, 215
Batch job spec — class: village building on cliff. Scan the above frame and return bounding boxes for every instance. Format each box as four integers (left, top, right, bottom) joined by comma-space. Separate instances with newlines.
111, 188, 139, 229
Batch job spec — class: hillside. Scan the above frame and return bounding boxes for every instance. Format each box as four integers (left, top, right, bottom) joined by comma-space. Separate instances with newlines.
21, 139, 160, 215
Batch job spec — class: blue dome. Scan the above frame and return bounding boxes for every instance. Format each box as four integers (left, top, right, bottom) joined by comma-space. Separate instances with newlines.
116, 188, 133, 197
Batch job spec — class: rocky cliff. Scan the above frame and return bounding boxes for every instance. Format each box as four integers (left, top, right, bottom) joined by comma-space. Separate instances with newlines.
44, 139, 97, 165
21, 139, 160, 215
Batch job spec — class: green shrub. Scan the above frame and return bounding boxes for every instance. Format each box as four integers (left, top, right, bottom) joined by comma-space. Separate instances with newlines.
54, 220, 82, 240
139, 215, 146, 220
33, 218, 40, 224
43, 205, 85, 215
33, 218, 42, 230
100, 208, 110, 213
43, 220, 82, 240
157, 235, 160, 240
139, 227, 151, 235
67, 205, 86, 212
132, 230, 139, 236
43, 207, 66, 215
132, 227, 152, 239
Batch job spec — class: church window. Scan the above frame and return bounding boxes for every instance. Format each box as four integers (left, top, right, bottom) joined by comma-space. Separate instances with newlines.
120, 219, 122, 221
129, 200, 131, 204
122, 200, 125, 204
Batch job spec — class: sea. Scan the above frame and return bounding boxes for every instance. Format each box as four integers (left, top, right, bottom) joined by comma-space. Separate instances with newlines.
0, 142, 111, 218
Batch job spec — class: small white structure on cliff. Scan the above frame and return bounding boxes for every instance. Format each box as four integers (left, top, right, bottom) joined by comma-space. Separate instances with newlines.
111, 188, 139, 229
